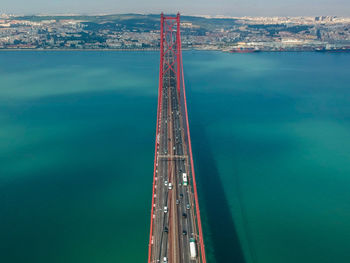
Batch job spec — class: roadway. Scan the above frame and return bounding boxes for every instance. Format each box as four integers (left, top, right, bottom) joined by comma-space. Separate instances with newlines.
150, 52, 199, 263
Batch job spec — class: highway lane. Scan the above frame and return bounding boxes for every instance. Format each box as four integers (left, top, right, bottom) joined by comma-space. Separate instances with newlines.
169, 72, 197, 263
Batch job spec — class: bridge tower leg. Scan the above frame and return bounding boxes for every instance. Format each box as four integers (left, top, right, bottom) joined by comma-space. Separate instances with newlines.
176, 13, 181, 96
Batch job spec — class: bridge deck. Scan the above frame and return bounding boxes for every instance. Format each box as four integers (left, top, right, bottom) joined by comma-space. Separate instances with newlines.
148, 13, 206, 263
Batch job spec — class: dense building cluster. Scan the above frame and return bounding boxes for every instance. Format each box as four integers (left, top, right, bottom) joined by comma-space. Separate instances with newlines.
0, 13, 350, 51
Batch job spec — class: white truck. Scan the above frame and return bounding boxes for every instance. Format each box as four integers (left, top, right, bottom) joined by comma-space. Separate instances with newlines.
189, 238, 197, 259
182, 173, 188, 186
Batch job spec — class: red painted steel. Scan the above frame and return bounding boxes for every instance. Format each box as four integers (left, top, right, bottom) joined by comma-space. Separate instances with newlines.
148, 13, 206, 263
176, 13, 181, 96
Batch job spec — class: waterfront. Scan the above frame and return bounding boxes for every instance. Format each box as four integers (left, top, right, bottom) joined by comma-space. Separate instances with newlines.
0, 51, 350, 263
1, 14, 350, 51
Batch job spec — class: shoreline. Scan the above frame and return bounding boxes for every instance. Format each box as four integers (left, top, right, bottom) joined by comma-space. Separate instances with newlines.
0, 48, 160, 52
0, 48, 350, 53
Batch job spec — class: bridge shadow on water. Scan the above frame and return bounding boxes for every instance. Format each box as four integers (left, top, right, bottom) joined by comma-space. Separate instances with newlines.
191, 117, 246, 263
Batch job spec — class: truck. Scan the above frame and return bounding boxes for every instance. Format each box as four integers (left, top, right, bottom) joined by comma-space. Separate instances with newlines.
189, 238, 197, 259
182, 173, 188, 186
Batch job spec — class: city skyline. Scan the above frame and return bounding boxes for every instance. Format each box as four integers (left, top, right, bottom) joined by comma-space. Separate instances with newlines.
1, 0, 350, 17
1, 13, 349, 52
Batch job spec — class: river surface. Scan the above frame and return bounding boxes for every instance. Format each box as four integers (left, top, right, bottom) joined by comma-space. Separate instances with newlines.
0, 51, 349, 263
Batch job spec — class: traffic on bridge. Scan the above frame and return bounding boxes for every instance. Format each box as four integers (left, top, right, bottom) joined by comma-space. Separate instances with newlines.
148, 13, 207, 263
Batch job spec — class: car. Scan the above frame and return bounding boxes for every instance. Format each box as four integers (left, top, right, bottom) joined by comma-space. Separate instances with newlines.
179, 193, 183, 198
176, 199, 180, 205
164, 206, 168, 213
186, 204, 190, 210
182, 230, 187, 236
163, 257, 168, 263
168, 183, 173, 190
182, 213, 187, 218
164, 180, 168, 186
164, 227, 168, 233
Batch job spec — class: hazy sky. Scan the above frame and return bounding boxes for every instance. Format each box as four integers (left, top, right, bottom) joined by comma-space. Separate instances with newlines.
1, 0, 350, 16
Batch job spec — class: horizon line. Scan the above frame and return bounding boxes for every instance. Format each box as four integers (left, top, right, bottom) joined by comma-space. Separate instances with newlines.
2, 12, 350, 19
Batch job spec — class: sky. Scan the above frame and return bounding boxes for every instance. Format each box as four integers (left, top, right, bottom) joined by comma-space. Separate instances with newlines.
1, 0, 350, 17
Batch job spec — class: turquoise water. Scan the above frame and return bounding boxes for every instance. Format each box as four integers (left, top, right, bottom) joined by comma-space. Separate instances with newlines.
0, 51, 350, 263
